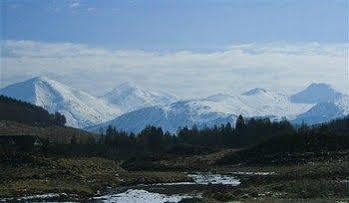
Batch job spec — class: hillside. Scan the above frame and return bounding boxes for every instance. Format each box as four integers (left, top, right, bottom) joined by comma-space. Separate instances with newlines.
0, 95, 95, 144
0, 95, 66, 126
0, 121, 95, 144
217, 116, 349, 165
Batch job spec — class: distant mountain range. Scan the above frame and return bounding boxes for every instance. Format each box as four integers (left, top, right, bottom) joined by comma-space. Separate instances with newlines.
0, 77, 175, 128
1, 77, 348, 133
88, 83, 349, 133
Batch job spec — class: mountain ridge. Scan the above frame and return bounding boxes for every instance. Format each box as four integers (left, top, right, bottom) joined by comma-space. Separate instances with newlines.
0, 77, 177, 129
1, 77, 347, 133
88, 85, 348, 133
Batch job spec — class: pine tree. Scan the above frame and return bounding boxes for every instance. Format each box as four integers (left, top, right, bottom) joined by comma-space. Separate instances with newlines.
236, 115, 246, 135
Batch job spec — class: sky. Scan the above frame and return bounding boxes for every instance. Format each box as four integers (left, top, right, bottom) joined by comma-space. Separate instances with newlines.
1, 0, 349, 98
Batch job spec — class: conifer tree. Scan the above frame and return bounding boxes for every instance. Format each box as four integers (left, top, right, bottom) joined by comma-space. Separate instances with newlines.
236, 115, 246, 135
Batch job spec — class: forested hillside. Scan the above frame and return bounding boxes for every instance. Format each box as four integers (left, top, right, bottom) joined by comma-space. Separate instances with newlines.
217, 116, 349, 165
0, 95, 66, 126
0, 95, 95, 144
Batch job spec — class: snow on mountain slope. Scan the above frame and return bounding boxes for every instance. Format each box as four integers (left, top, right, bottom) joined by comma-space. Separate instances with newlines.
292, 94, 349, 124
101, 82, 176, 113
88, 88, 314, 133
204, 89, 313, 119
0, 77, 121, 128
2, 77, 347, 132
290, 84, 348, 124
87, 102, 237, 134
290, 83, 342, 104
292, 102, 344, 125
335, 95, 349, 115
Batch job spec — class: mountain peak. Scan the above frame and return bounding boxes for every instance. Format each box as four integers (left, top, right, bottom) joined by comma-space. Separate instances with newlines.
102, 82, 176, 113
117, 81, 138, 90
307, 83, 333, 90
30, 76, 52, 83
242, 88, 267, 96
106, 82, 141, 98
291, 83, 341, 104
106, 82, 141, 96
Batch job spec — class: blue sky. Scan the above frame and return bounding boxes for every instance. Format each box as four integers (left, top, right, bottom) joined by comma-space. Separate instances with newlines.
4, 0, 348, 50
1, 0, 349, 98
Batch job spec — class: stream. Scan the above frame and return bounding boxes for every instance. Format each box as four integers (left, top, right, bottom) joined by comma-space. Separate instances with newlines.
93, 172, 241, 203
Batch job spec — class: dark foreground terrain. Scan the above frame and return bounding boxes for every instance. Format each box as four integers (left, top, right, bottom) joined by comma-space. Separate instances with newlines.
0, 148, 348, 202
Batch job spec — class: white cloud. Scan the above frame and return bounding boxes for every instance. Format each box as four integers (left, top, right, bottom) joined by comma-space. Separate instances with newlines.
87, 7, 96, 12
68, 0, 82, 9
2, 40, 349, 98
70, 2, 80, 8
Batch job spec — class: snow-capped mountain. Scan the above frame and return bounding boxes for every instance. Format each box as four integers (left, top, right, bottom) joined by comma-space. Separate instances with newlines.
2, 77, 347, 133
293, 102, 344, 124
101, 82, 176, 113
87, 88, 316, 133
292, 95, 349, 125
87, 101, 237, 134
290, 83, 342, 104
291, 84, 348, 124
0, 77, 121, 128
294, 95, 349, 124
204, 88, 313, 119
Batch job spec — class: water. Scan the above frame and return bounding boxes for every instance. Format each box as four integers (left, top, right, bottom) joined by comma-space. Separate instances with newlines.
93, 172, 240, 203
188, 173, 241, 185
154, 172, 241, 186
1, 173, 242, 202
93, 189, 192, 203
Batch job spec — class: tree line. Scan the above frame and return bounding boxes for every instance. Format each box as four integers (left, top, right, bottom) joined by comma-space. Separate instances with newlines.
217, 116, 349, 165
100, 115, 296, 153
100, 114, 349, 154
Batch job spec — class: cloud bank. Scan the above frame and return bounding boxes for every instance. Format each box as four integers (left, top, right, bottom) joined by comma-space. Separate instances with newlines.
2, 40, 348, 98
